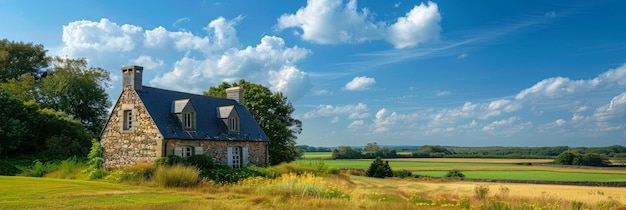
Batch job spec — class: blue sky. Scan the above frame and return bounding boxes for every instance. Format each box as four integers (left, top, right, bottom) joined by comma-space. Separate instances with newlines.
2, 0, 625, 147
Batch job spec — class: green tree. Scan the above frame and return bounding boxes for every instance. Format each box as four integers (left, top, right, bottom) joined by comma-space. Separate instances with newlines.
1, 57, 111, 136
0, 39, 49, 82
365, 157, 393, 178
204, 80, 301, 165
364, 142, 380, 152
554, 150, 577, 165
331, 146, 362, 159
0, 89, 32, 156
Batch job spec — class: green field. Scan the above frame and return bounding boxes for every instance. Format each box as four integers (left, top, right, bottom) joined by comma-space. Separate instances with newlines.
295, 153, 626, 182
0, 176, 199, 209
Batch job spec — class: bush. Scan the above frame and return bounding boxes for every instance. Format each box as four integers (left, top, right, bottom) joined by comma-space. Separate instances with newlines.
201, 166, 262, 184
445, 170, 465, 178
154, 155, 185, 167
365, 157, 393, 178
393, 169, 412, 178
18, 160, 56, 177
154, 164, 200, 187
49, 157, 85, 179
105, 162, 154, 183
84, 140, 107, 180
185, 155, 214, 169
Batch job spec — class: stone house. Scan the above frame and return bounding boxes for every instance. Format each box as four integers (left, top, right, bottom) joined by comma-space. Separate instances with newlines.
100, 65, 270, 168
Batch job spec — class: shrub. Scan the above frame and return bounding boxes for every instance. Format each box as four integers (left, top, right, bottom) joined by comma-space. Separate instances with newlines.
0, 160, 22, 176
105, 162, 154, 183
154, 164, 200, 187
49, 157, 85, 179
19, 160, 56, 177
393, 169, 412, 178
445, 170, 465, 178
154, 155, 185, 167
365, 157, 393, 178
84, 140, 107, 180
201, 166, 262, 184
185, 155, 214, 169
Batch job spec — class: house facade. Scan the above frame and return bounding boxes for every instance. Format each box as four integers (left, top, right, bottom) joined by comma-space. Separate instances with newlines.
100, 65, 270, 168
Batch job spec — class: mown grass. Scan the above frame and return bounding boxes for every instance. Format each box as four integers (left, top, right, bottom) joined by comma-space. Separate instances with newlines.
0, 176, 199, 209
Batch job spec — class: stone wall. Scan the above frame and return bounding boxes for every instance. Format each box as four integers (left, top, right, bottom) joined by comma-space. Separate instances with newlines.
101, 87, 163, 168
165, 139, 268, 166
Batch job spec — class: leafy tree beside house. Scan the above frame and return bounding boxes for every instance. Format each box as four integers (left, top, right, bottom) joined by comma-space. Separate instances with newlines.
204, 80, 301, 165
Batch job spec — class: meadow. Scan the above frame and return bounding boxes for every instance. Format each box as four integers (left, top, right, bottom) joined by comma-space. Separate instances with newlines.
298, 152, 626, 182
2, 171, 625, 209
2, 153, 625, 209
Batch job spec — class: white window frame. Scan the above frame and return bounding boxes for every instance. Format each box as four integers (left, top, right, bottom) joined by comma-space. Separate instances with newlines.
123, 110, 132, 130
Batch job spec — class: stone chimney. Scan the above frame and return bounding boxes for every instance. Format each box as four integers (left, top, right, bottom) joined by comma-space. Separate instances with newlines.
122, 65, 143, 90
226, 87, 245, 105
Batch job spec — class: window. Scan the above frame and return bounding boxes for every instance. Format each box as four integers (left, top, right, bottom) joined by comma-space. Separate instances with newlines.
228, 117, 239, 133
123, 110, 132, 130
183, 112, 192, 129
183, 147, 192, 158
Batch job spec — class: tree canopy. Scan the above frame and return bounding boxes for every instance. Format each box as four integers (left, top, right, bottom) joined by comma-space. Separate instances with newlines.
204, 80, 301, 165
0, 39, 49, 82
0, 56, 110, 135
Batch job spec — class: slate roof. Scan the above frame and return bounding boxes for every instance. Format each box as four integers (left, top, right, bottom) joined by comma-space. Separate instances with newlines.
135, 86, 270, 142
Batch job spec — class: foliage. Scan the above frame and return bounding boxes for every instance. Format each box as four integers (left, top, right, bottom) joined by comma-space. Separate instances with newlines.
365, 157, 393, 178
554, 150, 610, 167
18, 160, 56, 177
105, 162, 155, 183
0, 39, 49, 82
154, 164, 200, 187
84, 140, 107, 180
204, 80, 301, 165
393, 169, 412, 178
201, 165, 262, 184
295, 145, 332, 152
412, 145, 454, 158
445, 170, 465, 178
184, 155, 214, 169
331, 145, 399, 159
154, 155, 186, 167
331, 146, 363, 159
45, 157, 87, 179
0, 57, 110, 137
0, 89, 32, 156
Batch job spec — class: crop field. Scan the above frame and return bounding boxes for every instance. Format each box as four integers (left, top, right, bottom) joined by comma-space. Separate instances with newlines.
295, 153, 626, 182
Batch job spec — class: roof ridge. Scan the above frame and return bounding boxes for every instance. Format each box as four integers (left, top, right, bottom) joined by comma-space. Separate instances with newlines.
142, 86, 235, 102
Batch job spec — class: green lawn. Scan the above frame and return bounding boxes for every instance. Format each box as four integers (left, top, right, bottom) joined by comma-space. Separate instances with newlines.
0, 176, 198, 209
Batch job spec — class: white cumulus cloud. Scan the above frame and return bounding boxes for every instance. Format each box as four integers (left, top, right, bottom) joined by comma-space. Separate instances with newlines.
303, 103, 368, 119
345, 76, 375, 90
276, 0, 441, 49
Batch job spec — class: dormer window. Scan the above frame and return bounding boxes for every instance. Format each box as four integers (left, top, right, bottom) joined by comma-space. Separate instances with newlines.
218, 105, 240, 134
228, 117, 240, 134
172, 99, 196, 131
183, 112, 194, 129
